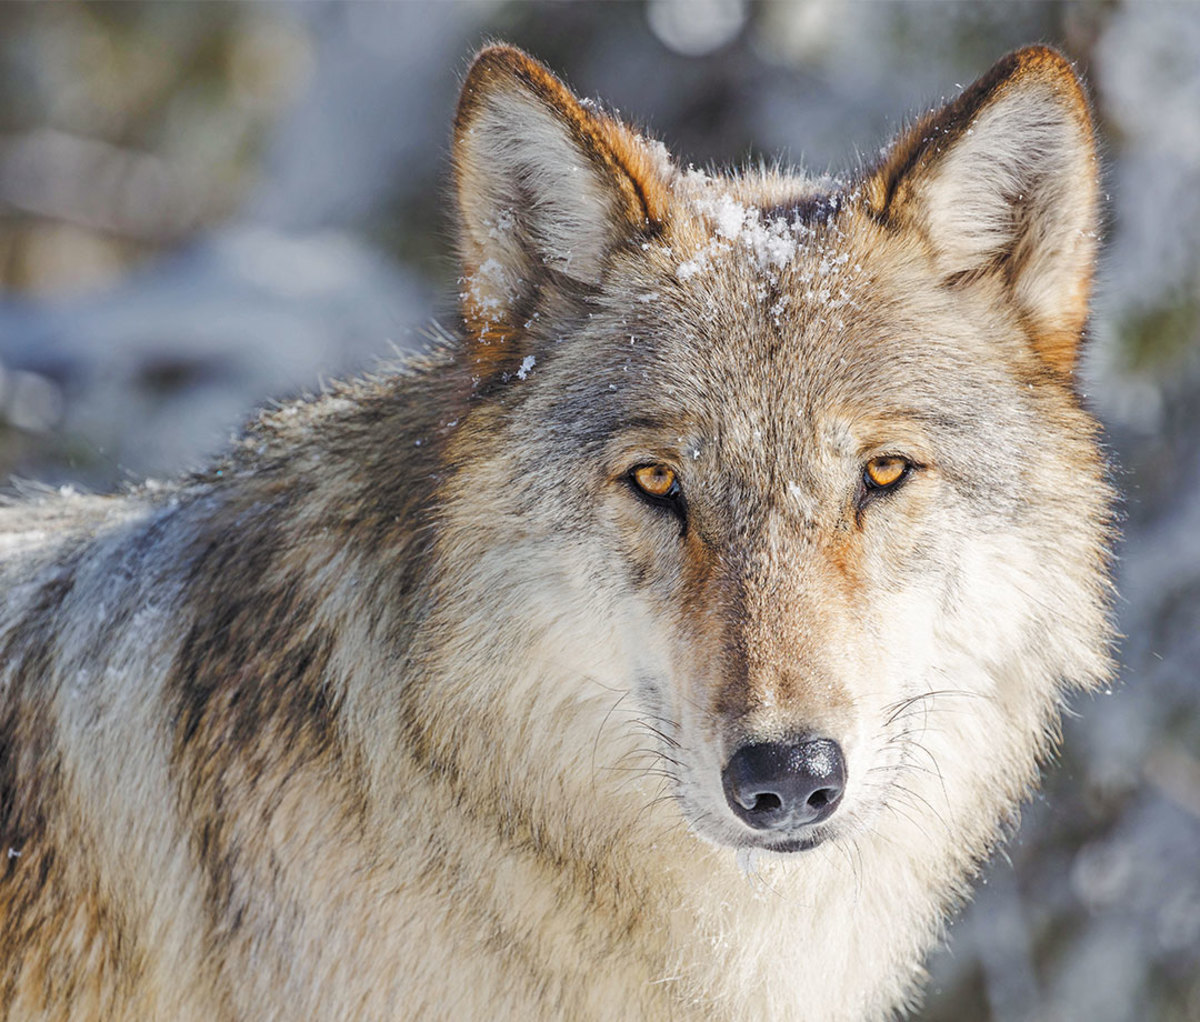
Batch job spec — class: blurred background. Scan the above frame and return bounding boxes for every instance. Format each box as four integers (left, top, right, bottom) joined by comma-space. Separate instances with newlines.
0, 2, 1196, 1019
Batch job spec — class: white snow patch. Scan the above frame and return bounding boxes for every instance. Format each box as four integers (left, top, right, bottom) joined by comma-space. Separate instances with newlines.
486, 207, 515, 239
710, 193, 746, 240
673, 190, 864, 323
516, 355, 536, 380
460, 257, 511, 320
677, 193, 812, 283
477, 258, 506, 285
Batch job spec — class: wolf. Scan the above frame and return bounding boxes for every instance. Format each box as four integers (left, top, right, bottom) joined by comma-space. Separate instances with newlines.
0, 43, 1113, 1022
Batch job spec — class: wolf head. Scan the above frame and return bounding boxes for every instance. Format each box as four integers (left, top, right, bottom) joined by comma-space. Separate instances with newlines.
433, 45, 1113, 862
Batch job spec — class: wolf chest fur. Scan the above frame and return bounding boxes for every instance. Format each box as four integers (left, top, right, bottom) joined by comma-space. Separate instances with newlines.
0, 44, 1113, 1022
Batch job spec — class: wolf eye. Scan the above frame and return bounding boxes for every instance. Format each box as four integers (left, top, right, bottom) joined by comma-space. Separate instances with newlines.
863, 456, 909, 491
631, 464, 679, 500
628, 464, 687, 533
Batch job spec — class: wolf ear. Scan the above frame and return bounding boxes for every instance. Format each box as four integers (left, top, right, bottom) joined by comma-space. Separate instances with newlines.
864, 46, 1099, 376
453, 45, 670, 346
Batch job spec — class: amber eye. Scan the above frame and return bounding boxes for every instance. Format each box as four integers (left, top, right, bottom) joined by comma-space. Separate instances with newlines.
863, 456, 908, 490
632, 464, 678, 499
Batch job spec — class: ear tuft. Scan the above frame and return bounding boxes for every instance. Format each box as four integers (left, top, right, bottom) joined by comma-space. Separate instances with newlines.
453, 45, 671, 349
866, 46, 1100, 375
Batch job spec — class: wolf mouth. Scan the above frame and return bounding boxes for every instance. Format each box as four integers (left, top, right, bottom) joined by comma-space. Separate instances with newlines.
725, 826, 830, 854
755, 834, 826, 854
683, 802, 835, 854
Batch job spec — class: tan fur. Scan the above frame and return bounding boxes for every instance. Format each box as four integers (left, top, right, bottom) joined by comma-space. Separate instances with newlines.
0, 46, 1113, 1021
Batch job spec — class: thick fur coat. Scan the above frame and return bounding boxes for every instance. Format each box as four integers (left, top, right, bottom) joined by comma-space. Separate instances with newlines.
0, 45, 1113, 1021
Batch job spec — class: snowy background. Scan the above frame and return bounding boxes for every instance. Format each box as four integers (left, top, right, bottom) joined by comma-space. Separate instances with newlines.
1, 3, 1197, 1019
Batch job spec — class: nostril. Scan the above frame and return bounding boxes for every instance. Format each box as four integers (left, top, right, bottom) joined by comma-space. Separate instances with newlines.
807, 787, 836, 810
751, 792, 782, 813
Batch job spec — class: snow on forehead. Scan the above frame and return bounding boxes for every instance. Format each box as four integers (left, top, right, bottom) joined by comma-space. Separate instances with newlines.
671, 170, 862, 312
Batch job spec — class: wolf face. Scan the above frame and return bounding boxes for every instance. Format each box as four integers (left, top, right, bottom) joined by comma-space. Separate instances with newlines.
443, 47, 1112, 862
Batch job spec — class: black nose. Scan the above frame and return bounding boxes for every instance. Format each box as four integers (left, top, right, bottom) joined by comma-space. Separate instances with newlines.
721, 738, 846, 831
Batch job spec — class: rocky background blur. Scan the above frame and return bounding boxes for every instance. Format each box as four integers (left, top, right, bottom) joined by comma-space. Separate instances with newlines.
1, 3, 1196, 1019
